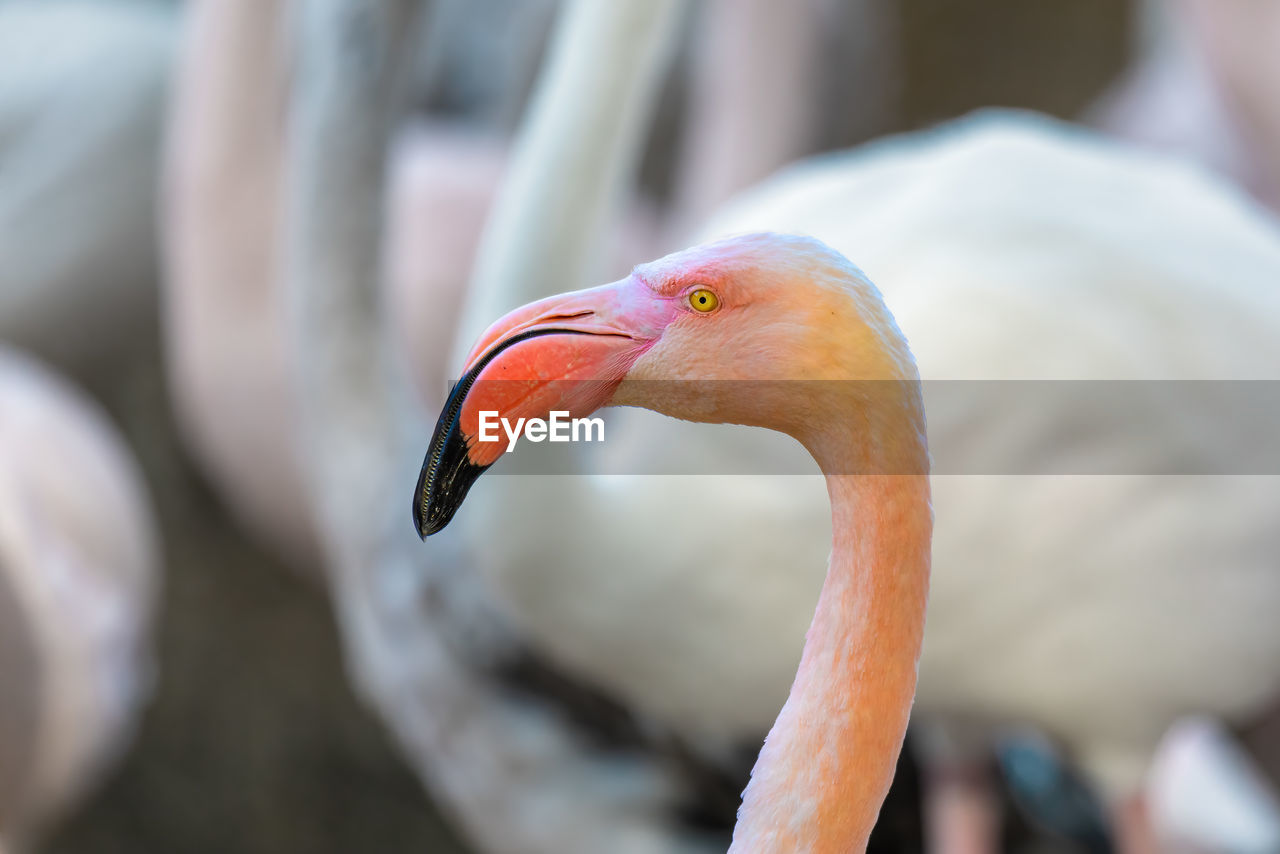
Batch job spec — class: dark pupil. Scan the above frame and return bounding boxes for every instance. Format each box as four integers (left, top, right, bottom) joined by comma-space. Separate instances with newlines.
698, 295, 706, 304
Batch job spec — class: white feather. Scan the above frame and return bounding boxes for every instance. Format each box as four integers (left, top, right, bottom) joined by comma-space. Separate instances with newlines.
464, 111, 1280, 800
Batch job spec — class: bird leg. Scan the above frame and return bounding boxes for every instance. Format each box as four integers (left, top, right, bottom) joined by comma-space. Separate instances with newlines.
1112, 794, 1164, 854
923, 762, 1002, 854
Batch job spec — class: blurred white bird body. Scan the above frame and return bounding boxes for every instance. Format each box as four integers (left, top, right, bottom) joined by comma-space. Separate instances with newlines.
460, 111, 1280, 800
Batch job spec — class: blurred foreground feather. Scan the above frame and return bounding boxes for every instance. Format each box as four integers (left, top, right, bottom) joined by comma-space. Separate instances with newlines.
0, 348, 158, 852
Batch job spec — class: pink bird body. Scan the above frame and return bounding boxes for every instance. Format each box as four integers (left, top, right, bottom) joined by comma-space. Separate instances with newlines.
416, 233, 933, 852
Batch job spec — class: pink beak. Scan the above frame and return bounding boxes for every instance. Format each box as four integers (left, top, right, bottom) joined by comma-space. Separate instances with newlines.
413, 276, 674, 537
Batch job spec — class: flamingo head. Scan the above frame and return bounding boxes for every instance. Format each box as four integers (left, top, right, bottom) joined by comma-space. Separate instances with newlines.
413, 232, 918, 537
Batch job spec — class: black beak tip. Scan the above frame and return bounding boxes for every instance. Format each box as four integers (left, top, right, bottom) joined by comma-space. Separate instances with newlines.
412, 326, 573, 542
411, 499, 436, 540
411, 430, 491, 540
412, 489, 463, 539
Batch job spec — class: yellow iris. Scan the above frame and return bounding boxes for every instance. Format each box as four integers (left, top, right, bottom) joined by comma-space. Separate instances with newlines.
689, 288, 719, 313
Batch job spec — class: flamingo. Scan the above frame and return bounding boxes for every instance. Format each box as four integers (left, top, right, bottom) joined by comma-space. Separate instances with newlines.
415, 232, 932, 853
432, 0, 1280, 846
691, 115, 1280, 852
454, 107, 1280, 854
0, 1, 174, 365
1095, 0, 1280, 212
177, 0, 912, 847
177, 0, 1280, 848
0, 347, 158, 852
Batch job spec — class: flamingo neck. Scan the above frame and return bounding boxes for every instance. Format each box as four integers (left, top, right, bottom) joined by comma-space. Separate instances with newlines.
730, 411, 932, 853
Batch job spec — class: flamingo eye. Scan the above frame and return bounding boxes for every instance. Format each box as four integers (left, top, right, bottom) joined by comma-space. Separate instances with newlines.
688, 288, 719, 313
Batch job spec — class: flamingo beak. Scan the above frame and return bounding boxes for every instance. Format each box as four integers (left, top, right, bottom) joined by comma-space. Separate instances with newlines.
413, 276, 673, 538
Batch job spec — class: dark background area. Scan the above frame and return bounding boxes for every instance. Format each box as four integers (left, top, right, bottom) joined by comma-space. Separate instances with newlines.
43, 339, 468, 854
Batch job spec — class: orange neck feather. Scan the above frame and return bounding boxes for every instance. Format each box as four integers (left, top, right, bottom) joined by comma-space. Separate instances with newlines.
731, 407, 932, 853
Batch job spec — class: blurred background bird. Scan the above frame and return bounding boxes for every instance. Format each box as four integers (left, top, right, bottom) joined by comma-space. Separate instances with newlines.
0, 347, 158, 854
4, 1, 1280, 853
